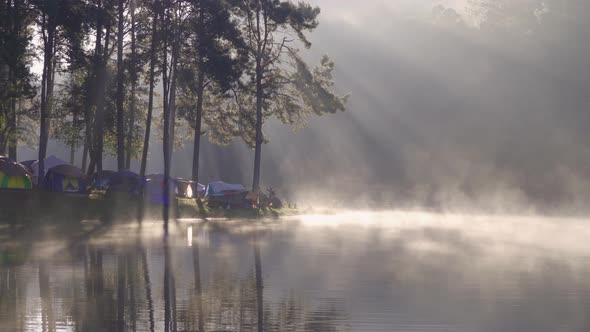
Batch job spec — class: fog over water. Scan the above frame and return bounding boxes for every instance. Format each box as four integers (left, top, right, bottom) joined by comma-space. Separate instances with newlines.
19, 0, 590, 211
7, 3, 590, 331
2, 212, 590, 331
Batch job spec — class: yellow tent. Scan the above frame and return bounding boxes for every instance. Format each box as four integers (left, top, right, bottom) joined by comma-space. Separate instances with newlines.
0, 171, 32, 189
0, 160, 33, 190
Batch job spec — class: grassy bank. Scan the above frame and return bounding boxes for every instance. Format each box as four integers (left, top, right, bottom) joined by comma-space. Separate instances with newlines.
0, 190, 302, 223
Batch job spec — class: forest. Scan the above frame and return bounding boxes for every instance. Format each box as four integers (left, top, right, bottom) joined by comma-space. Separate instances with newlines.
0, 0, 347, 193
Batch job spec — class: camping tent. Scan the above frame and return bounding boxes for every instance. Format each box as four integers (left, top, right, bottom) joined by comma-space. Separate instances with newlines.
31, 155, 68, 178
0, 159, 32, 190
20, 160, 36, 173
88, 170, 116, 190
106, 170, 143, 196
204, 181, 248, 209
174, 178, 205, 198
44, 164, 86, 193
144, 174, 177, 205
204, 181, 246, 197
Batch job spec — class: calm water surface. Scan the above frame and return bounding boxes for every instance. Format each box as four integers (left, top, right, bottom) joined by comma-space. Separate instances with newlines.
1, 211, 590, 332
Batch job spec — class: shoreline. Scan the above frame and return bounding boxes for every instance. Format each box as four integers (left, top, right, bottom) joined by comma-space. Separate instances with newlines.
0, 190, 303, 223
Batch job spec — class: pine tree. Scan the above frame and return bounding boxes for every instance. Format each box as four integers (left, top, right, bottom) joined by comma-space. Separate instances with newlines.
231, 0, 347, 192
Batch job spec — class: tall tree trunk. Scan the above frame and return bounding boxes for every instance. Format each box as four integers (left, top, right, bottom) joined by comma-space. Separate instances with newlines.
191, 5, 204, 185
38, 17, 55, 187
87, 157, 97, 176
82, 139, 88, 173
162, 2, 171, 231
85, 0, 103, 176
84, 108, 94, 175
140, 9, 158, 178
168, 11, 180, 171
94, 23, 111, 172
8, 68, 17, 160
126, 0, 137, 170
116, 0, 126, 170
163, 2, 181, 225
191, 70, 204, 184
252, 6, 268, 194
252, 57, 263, 193
6, 0, 16, 161
70, 141, 76, 165
70, 114, 78, 165
1, 0, 9, 155
168, 71, 177, 172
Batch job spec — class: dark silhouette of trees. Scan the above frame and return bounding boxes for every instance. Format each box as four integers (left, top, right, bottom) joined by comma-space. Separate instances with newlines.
0, 0, 36, 160
0, 0, 347, 216
125, 0, 137, 170
158, 0, 188, 226
139, 0, 160, 178
115, 0, 126, 170
30, 0, 87, 184
175, 0, 246, 185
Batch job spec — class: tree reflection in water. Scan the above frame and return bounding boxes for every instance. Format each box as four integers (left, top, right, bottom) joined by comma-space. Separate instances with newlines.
0, 221, 348, 332
4, 213, 590, 331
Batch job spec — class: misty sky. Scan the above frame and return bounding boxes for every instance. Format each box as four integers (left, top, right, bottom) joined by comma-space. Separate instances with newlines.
20, 0, 590, 211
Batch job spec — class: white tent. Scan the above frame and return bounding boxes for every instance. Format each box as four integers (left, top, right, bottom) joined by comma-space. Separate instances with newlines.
30, 155, 69, 178
184, 182, 205, 198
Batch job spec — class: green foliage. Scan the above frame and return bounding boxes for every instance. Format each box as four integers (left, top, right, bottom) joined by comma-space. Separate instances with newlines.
0, 0, 346, 183
0, 0, 37, 153
200, 0, 347, 148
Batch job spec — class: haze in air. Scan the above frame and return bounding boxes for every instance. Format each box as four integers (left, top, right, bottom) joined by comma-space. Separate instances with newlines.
9, 0, 590, 212
2, 1, 590, 332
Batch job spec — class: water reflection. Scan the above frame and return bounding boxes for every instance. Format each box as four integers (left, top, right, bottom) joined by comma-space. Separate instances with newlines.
1, 212, 590, 332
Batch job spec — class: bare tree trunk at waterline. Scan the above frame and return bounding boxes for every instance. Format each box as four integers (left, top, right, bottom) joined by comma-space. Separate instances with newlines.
115, 0, 126, 171
94, 23, 111, 173
252, 58, 263, 193
126, 0, 137, 170
140, 10, 158, 178
8, 69, 17, 161
191, 70, 204, 184
38, 18, 55, 187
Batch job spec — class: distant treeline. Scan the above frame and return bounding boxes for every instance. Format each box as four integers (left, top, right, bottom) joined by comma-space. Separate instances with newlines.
0, 0, 347, 192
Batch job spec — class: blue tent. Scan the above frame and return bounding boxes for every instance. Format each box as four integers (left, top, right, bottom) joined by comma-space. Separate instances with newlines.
44, 164, 86, 194
144, 174, 175, 206
19, 160, 36, 173
106, 170, 143, 196
204, 182, 248, 209
88, 170, 116, 190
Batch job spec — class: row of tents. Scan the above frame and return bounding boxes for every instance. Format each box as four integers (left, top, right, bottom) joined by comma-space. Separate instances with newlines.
0, 155, 253, 207
1, 155, 91, 193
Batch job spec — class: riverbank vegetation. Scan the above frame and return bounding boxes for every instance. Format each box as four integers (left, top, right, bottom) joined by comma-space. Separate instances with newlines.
0, 190, 302, 225
0, 0, 347, 220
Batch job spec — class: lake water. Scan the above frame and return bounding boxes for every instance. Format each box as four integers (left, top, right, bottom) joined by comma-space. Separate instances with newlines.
1, 211, 590, 332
